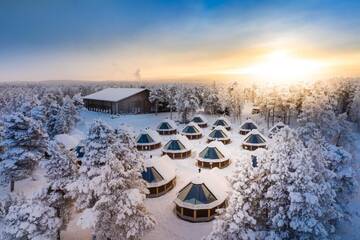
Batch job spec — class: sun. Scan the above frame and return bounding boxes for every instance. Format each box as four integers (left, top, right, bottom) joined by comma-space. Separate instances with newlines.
223, 50, 327, 85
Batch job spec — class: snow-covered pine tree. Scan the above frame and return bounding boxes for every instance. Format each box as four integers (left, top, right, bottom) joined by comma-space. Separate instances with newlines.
61, 95, 78, 133
0, 113, 48, 183
264, 127, 338, 239
92, 143, 155, 240
149, 87, 167, 114
30, 104, 47, 127
84, 120, 116, 167
175, 87, 199, 123
72, 93, 84, 111
1, 195, 61, 240
349, 89, 360, 128
206, 150, 268, 240
47, 101, 64, 138
69, 124, 154, 240
0, 121, 4, 161
297, 91, 340, 143
38, 140, 78, 231
203, 87, 222, 115
67, 120, 116, 210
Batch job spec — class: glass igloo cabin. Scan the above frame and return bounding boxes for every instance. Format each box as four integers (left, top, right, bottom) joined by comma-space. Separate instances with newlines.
239, 119, 259, 135
135, 129, 162, 151
174, 170, 228, 222
156, 119, 177, 135
142, 155, 176, 198
190, 115, 208, 128
207, 126, 231, 144
211, 116, 231, 130
181, 122, 202, 140
197, 141, 230, 169
242, 129, 267, 151
162, 135, 192, 159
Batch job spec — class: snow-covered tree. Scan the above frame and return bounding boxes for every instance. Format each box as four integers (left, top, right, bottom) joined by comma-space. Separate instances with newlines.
203, 87, 222, 114
264, 127, 338, 239
1, 195, 61, 240
68, 120, 116, 210
36, 141, 78, 232
0, 113, 48, 183
47, 101, 64, 138
149, 87, 168, 114
30, 104, 47, 127
297, 91, 340, 143
175, 87, 199, 123
84, 120, 116, 167
208, 127, 341, 240
61, 95, 78, 133
349, 89, 360, 128
43, 141, 78, 183
206, 150, 268, 240
69, 124, 154, 239
0, 122, 4, 160
72, 93, 84, 111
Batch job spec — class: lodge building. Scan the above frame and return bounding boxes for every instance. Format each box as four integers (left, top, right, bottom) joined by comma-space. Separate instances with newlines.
83, 88, 154, 114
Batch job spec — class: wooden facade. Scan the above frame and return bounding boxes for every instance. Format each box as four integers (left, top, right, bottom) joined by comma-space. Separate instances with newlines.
146, 178, 176, 198
242, 144, 267, 151
207, 138, 231, 145
183, 133, 202, 140
157, 129, 177, 135
136, 142, 162, 151
175, 200, 227, 222
83, 89, 154, 114
197, 159, 230, 169
162, 150, 192, 159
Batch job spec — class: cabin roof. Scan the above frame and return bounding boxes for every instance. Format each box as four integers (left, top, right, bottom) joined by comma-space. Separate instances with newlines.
83, 88, 147, 102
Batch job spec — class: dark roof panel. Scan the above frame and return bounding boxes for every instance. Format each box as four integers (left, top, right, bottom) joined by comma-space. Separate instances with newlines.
164, 140, 186, 150
177, 183, 217, 205
142, 167, 164, 183
209, 129, 227, 139
158, 122, 173, 130
137, 133, 155, 144
182, 125, 200, 134
199, 147, 224, 159
244, 134, 266, 144
214, 119, 228, 127
241, 122, 257, 130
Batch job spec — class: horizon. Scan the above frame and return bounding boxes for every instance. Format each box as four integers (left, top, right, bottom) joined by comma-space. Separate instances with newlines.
1, 1, 360, 83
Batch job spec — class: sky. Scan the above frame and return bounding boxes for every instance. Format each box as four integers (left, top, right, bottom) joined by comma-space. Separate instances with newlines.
1, 0, 360, 83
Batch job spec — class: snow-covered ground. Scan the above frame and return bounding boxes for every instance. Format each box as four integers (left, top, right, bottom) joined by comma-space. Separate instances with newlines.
4, 103, 360, 240
62, 105, 258, 240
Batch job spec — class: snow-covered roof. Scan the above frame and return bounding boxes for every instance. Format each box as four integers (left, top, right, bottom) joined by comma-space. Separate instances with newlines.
54, 134, 81, 150
269, 122, 286, 134
191, 115, 208, 124
181, 122, 202, 135
197, 141, 230, 163
239, 119, 259, 131
136, 129, 161, 145
174, 169, 229, 209
207, 126, 230, 140
83, 88, 147, 102
157, 119, 177, 131
243, 129, 267, 146
212, 116, 231, 128
163, 134, 192, 153
143, 155, 176, 188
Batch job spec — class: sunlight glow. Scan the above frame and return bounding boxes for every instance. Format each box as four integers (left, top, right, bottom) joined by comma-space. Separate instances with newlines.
223, 50, 328, 85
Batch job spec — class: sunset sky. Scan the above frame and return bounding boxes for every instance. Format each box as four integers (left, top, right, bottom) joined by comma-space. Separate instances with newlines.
1, 0, 360, 83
